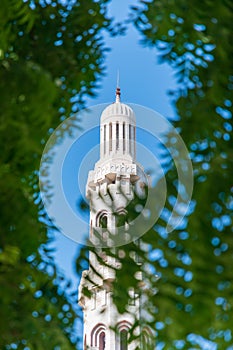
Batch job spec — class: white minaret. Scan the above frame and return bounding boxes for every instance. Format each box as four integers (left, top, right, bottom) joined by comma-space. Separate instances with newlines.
78, 87, 149, 350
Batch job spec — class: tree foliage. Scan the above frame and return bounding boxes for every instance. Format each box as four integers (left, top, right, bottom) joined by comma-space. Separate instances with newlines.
0, 0, 112, 348
2, 0, 232, 349
131, 1, 233, 348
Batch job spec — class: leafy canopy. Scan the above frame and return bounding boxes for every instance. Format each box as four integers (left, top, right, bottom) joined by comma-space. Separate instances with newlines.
0, 0, 112, 348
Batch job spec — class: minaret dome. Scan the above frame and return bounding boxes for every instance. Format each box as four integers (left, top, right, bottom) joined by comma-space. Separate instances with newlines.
101, 101, 136, 124
100, 87, 136, 161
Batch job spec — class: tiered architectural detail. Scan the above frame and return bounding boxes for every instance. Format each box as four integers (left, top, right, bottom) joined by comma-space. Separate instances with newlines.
78, 88, 150, 349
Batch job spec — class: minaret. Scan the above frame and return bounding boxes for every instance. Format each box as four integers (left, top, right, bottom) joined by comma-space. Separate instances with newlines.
78, 88, 148, 350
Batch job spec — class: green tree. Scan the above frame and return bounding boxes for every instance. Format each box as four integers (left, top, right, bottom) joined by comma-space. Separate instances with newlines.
0, 0, 112, 348
129, 1, 233, 348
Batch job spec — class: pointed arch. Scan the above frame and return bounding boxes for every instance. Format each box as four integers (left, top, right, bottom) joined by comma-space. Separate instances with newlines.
91, 323, 107, 349
117, 319, 132, 332
141, 326, 154, 350
116, 320, 132, 350
115, 208, 128, 228
96, 210, 108, 229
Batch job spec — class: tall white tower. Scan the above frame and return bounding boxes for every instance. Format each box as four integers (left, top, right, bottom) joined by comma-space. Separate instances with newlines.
78, 88, 150, 350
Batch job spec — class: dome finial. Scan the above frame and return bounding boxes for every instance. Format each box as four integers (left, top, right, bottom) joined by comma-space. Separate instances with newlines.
115, 69, 120, 103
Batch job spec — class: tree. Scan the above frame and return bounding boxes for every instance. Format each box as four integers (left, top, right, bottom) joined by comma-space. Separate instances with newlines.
130, 1, 233, 348
0, 0, 112, 348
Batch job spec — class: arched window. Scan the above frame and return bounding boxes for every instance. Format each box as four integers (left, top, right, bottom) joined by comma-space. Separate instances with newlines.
123, 122, 125, 152
96, 211, 108, 229
120, 329, 128, 350
142, 333, 148, 350
99, 331, 106, 350
116, 122, 119, 150
100, 214, 107, 229
117, 320, 132, 350
91, 323, 106, 349
141, 327, 153, 350
109, 122, 112, 152
115, 208, 127, 228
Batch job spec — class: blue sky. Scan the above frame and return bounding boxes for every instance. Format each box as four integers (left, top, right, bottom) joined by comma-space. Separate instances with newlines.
52, 0, 177, 299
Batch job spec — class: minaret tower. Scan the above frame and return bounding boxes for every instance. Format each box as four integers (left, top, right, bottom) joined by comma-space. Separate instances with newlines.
79, 87, 148, 350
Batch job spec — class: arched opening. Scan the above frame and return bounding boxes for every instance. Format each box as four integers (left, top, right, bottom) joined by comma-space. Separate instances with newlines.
115, 209, 127, 228
109, 122, 112, 152
116, 122, 119, 150
91, 323, 106, 348
96, 211, 108, 229
120, 329, 128, 350
142, 333, 148, 350
100, 215, 107, 229
117, 320, 132, 350
141, 327, 153, 350
129, 124, 132, 155
99, 331, 106, 350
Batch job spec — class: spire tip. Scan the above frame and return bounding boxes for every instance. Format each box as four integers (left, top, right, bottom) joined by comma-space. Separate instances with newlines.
116, 69, 120, 102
